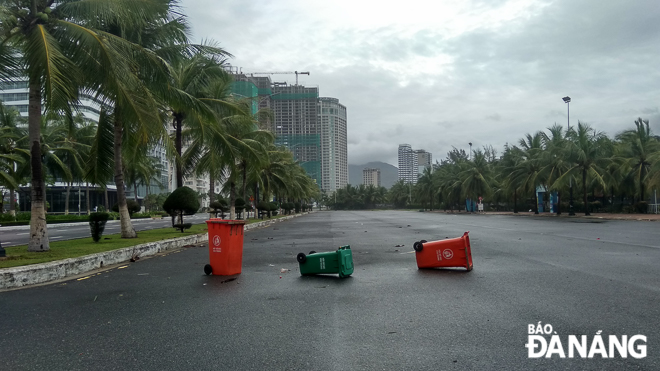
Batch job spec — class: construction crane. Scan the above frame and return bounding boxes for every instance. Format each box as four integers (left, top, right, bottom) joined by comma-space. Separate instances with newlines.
248, 71, 310, 85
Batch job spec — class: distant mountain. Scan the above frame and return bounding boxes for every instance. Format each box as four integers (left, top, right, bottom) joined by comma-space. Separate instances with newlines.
348, 161, 398, 189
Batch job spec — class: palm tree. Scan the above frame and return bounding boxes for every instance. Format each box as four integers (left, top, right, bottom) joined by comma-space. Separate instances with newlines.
0, 104, 29, 216
84, 0, 194, 237
511, 132, 545, 214
498, 144, 525, 213
560, 122, 611, 216
0, 0, 181, 249
541, 124, 570, 215
387, 180, 409, 208
615, 118, 659, 204
162, 50, 234, 189
124, 147, 163, 203
416, 166, 435, 210
85, 108, 115, 211
459, 149, 494, 207
50, 114, 95, 215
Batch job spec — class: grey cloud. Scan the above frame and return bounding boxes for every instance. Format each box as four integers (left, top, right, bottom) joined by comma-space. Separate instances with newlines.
180, 0, 660, 169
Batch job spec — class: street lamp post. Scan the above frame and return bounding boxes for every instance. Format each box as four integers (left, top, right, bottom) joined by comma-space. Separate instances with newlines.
469, 142, 472, 160
563, 96, 575, 216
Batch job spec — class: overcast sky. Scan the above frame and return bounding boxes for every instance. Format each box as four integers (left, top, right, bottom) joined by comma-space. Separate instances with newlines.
179, 0, 660, 167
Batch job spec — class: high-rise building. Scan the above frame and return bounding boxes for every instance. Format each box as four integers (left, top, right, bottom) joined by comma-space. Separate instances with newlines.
415, 149, 432, 177
398, 144, 418, 184
272, 84, 321, 186
318, 97, 347, 192
224, 71, 348, 194
0, 78, 101, 121
363, 168, 381, 187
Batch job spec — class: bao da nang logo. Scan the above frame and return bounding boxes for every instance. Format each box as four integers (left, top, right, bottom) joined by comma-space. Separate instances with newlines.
526, 322, 647, 359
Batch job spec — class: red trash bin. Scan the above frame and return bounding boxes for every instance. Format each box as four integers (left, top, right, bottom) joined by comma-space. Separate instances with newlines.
204, 219, 246, 275
413, 231, 473, 271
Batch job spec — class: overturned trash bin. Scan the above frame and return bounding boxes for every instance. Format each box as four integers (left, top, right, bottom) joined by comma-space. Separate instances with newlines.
413, 232, 473, 271
204, 219, 246, 276
296, 245, 354, 278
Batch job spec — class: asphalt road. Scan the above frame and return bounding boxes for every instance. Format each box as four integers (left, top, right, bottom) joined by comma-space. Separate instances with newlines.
0, 214, 210, 247
1, 211, 658, 370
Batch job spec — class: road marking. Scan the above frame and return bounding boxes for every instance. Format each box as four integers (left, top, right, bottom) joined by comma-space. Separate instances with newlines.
77, 276, 91, 281
118, 265, 128, 269
17, 232, 29, 235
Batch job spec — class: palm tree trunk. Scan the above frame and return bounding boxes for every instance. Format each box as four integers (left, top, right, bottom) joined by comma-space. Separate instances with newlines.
86, 182, 90, 214
241, 161, 248, 218
583, 168, 590, 216
513, 189, 518, 213
114, 115, 137, 238
533, 189, 539, 214
209, 177, 215, 204
65, 182, 71, 215
27, 80, 49, 252
104, 187, 109, 210
174, 113, 184, 189
145, 181, 151, 212
9, 188, 16, 216
556, 191, 561, 215
229, 181, 236, 220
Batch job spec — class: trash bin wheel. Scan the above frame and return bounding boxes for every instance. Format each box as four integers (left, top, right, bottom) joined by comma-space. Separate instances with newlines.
297, 252, 307, 264
309, 250, 316, 255
413, 241, 424, 252
204, 264, 213, 275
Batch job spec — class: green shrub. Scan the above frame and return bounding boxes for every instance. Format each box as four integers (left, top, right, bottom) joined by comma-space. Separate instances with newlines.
173, 223, 193, 233
634, 201, 648, 214
112, 200, 141, 215
281, 202, 293, 215
47, 215, 89, 222
16, 212, 31, 221
0, 213, 16, 222
89, 212, 110, 242
163, 187, 200, 228
210, 199, 228, 218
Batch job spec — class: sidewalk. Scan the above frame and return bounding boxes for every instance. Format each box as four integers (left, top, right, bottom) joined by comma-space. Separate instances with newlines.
439, 210, 660, 221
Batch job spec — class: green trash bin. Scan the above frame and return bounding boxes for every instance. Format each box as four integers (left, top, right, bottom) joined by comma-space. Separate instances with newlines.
296, 245, 354, 278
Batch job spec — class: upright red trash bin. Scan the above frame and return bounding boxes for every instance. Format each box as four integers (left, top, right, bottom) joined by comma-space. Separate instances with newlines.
413, 231, 473, 271
204, 219, 246, 275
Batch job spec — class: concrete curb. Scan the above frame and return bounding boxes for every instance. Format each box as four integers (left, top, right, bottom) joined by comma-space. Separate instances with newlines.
0, 212, 311, 290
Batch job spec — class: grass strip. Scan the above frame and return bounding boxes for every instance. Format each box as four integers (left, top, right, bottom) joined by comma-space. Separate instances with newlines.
0, 215, 295, 269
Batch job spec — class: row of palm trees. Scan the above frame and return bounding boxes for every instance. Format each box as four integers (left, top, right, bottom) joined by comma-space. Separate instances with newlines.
330, 119, 659, 214
0, 0, 318, 252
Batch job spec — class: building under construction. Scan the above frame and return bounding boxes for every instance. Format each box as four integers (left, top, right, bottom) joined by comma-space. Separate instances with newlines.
227, 69, 347, 193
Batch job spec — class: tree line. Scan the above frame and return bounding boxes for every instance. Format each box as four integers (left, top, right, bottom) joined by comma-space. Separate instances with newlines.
328, 120, 660, 214
0, 0, 318, 252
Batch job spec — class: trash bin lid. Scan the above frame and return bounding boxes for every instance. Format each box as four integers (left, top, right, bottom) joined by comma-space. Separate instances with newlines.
206, 219, 246, 225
